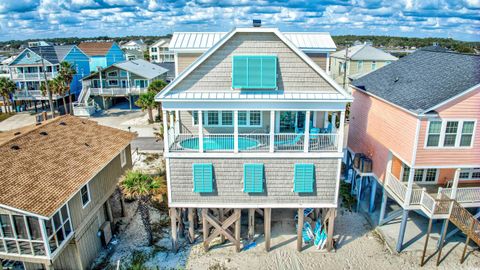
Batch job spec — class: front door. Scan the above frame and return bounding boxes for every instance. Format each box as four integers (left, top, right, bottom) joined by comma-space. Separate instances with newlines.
121, 80, 128, 88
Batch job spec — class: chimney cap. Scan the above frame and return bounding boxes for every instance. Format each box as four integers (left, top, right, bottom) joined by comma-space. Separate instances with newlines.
253, 19, 261, 27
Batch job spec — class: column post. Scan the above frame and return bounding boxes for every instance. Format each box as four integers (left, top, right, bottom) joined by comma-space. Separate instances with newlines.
324, 111, 329, 127
331, 112, 337, 133
198, 110, 204, 153
269, 110, 275, 153
396, 209, 409, 253
303, 111, 310, 153
451, 168, 460, 199
404, 168, 415, 207
338, 110, 345, 152
163, 110, 169, 153
39, 219, 52, 258
234, 110, 239, 153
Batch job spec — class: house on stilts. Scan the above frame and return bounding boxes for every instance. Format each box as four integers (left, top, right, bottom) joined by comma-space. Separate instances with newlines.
346, 46, 480, 264
156, 25, 352, 251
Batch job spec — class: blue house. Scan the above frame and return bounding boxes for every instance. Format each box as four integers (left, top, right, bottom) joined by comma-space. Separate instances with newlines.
78, 42, 125, 72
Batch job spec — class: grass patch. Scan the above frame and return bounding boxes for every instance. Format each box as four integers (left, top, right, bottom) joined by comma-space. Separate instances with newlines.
0, 112, 15, 122
339, 181, 356, 211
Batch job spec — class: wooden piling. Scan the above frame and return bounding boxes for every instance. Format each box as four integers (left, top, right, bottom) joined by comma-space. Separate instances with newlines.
170, 208, 178, 251
264, 208, 271, 251
235, 209, 241, 252
248, 208, 255, 241
436, 220, 450, 266
297, 208, 304, 251
420, 218, 433, 266
188, 208, 195, 243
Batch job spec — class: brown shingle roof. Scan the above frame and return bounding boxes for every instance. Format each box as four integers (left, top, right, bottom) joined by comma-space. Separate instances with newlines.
78, 41, 114, 56
0, 115, 136, 218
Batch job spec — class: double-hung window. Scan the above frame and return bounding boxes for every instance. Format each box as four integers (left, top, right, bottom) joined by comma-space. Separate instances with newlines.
192, 111, 261, 127
81, 184, 91, 208
402, 166, 437, 183
459, 168, 480, 180
426, 120, 476, 148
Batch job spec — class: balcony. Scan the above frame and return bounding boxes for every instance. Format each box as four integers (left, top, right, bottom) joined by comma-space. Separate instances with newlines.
89, 87, 148, 96
13, 90, 64, 101
11, 72, 58, 81
164, 110, 344, 154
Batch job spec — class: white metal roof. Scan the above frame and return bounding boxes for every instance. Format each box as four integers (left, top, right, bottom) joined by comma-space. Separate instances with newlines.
169, 30, 336, 52
113, 59, 168, 79
331, 44, 398, 61
159, 91, 347, 101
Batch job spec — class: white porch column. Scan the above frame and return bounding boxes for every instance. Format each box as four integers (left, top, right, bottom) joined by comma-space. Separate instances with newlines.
338, 110, 345, 152
234, 110, 239, 153
404, 168, 415, 207
198, 110, 204, 153
304, 111, 310, 153
127, 71, 131, 93
163, 111, 169, 153
99, 68, 104, 94
331, 112, 337, 133
451, 168, 461, 199
169, 111, 174, 129
324, 111, 329, 128
37, 68, 41, 80
386, 151, 393, 173
269, 110, 275, 153
39, 219, 52, 258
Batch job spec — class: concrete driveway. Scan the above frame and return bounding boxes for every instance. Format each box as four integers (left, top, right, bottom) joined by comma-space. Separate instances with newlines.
0, 112, 36, 131
131, 137, 163, 152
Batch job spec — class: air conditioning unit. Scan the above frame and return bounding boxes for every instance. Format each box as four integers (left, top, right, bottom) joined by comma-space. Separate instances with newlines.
99, 221, 112, 246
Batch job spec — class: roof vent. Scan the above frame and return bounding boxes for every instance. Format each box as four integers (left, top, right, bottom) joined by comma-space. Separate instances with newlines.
40, 131, 48, 136
85, 143, 90, 147
14, 132, 21, 136
253, 19, 262, 27
59, 122, 67, 126
11, 145, 20, 150
394, 77, 399, 83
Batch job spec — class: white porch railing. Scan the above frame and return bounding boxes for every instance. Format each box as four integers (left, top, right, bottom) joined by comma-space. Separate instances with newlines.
420, 192, 436, 214
13, 90, 63, 100
239, 134, 270, 152
72, 100, 96, 117
11, 72, 57, 80
309, 134, 339, 152
274, 133, 304, 151
90, 87, 148, 96
385, 172, 407, 202
440, 187, 480, 204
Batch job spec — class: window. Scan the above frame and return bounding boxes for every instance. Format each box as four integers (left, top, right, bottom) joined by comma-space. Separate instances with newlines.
443, 121, 458, 147
403, 166, 437, 183
401, 164, 410, 182
460, 121, 474, 146
45, 206, 72, 254
357, 61, 364, 71
414, 169, 424, 182
238, 111, 247, 126
426, 121, 442, 147
151, 47, 157, 52
426, 120, 476, 148
293, 164, 315, 193
371, 61, 377, 70
221, 111, 233, 126
193, 163, 214, 192
0, 214, 14, 238
207, 111, 219, 125
459, 168, 480, 180
120, 149, 126, 167
232, 55, 277, 89
243, 163, 264, 193
135, 79, 148, 88
107, 79, 118, 86
107, 71, 118, 77
120, 70, 127, 77
249, 111, 261, 126
425, 169, 437, 182
81, 184, 90, 208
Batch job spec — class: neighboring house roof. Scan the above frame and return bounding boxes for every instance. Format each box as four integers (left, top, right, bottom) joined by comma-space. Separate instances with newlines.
331, 44, 398, 61
158, 27, 352, 102
169, 31, 337, 52
78, 41, 115, 56
1, 55, 15, 65
82, 59, 168, 80
124, 40, 145, 46
150, 39, 170, 48
53, 45, 75, 61
155, 62, 175, 79
0, 115, 136, 218
29, 46, 60, 64
351, 47, 480, 114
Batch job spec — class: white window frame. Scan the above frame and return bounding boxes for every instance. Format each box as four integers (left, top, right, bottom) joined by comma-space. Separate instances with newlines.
191, 111, 262, 128
106, 71, 118, 77
401, 165, 438, 184
459, 168, 480, 181
134, 79, 148, 88
424, 119, 477, 149
107, 79, 118, 86
120, 149, 126, 167
119, 70, 127, 77
80, 184, 91, 209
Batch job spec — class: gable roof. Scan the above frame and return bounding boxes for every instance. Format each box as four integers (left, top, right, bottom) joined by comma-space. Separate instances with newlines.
29, 46, 60, 64
157, 27, 352, 101
78, 41, 115, 56
81, 59, 168, 80
150, 39, 170, 48
332, 44, 398, 61
169, 31, 337, 52
351, 47, 480, 114
53, 45, 75, 61
0, 115, 136, 218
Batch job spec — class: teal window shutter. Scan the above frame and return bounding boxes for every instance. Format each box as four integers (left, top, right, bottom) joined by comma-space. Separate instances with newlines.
293, 164, 314, 193
243, 163, 264, 193
193, 163, 213, 192
232, 55, 277, 89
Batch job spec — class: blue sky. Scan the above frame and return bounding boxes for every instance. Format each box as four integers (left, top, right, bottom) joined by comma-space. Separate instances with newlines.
0, 0, 479, 42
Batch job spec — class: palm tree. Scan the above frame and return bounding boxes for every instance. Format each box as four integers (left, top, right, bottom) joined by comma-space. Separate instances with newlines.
40, 80, 62, 114
58, 61, 76, 114
147, 80, 167, 121
135, 91, 157, 123
53, 77, 69, 115
0, 77, 16, 113
120, 170, 167, 245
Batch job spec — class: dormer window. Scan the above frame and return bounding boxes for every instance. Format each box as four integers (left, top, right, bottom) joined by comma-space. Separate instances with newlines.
232, 55, 277, 89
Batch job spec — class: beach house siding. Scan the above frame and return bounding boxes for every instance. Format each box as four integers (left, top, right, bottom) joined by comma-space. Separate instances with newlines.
176, 52, 202, 74
331, 58, 390, 83
168, 158, 339, 207
63, 47, 90, 95
106, 44, 125, 66
415, 88, 480, 167
89, 56, 107, 72
305, 53, 327, 70
10, 50, 43, 66
172, 32, 335, 94
348, 88, 418, 181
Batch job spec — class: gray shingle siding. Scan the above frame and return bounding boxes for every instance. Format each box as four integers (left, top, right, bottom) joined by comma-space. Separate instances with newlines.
352, 47, 480, 113
168, 158, 339, 206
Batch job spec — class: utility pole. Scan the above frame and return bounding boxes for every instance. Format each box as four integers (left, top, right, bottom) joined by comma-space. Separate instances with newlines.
342, 43, 349, 90
40, 46, 55, 118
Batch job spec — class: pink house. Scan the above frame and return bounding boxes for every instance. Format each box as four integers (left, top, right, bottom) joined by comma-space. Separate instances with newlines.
347, 47, 480, 253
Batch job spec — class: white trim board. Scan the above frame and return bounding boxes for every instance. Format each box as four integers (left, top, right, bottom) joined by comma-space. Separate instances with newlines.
165, 152, 344, 159
169, 203, 338, 209
156, 27, 353, 102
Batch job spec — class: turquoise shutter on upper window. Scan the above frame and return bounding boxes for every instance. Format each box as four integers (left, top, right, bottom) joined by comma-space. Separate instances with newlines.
243, 163, 264, 193
232, 56, 277, 89
293, 164, 314, 193
193, 163, 213, 192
